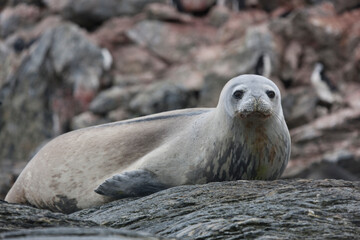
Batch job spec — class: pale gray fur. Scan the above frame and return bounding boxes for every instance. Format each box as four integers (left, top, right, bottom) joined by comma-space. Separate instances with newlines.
5, 74, 291, 213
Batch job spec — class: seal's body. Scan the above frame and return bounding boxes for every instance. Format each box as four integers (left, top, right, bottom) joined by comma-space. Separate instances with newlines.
5, 75, 291, 213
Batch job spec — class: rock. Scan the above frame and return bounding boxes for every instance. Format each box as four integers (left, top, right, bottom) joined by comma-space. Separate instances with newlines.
113, 72, 156, 87
331, 0, 360, 14
290, 160, 359, 181
7, 0, 45, 7
0, 4, 41, 38
172, 0, 216, 14
112, 45, 166, 75
73, 180, 360, 239
207, 5, 230, 27
2, 180, 360, 239
199, 72, 229, 107
89, 86, 141, 115
70, 112, 109, 130
58, 0, 167, 29
1, 227, 173, 240
129, 81, 196, 116
280, 40, 303, 87
107, 108, 129, 122
0, 23, 106, 165
0, 42, 16, 88
164, 64, 204, 91
217, 9, 268, 43
282, 87, 318, 129
146, 3, 193, 23
127, 20, 216, 63
257, 0, 289, 12
4, 16, 62, 53
285, 108, 360, 178
0, 1, 7, 11
0, 200, 97, 232
90, 17, 134, 51
0, 160, 26, 200
42, 0, 69, 13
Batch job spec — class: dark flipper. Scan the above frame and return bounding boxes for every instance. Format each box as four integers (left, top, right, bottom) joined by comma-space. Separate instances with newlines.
94, 170, 169, 199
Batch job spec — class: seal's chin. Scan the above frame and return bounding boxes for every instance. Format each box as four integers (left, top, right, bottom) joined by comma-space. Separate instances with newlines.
237, 111, 271, 119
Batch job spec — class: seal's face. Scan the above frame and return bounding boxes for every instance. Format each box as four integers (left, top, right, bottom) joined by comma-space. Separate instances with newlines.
222, 75, 282, 121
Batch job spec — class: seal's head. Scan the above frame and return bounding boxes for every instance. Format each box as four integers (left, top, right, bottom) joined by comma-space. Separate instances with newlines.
219, 74, 283, 121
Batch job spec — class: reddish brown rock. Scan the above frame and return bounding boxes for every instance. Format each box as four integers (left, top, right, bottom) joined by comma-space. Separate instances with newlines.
90, 17, 134, 51
127, 20, 216, 63
217, 9, 268, 43
112, 45, 167, 75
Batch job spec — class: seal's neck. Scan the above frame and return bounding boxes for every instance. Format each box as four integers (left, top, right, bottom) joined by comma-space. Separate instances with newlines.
203, 108, 289, 181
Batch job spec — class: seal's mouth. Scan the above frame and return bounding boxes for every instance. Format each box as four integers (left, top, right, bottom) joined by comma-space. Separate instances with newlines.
238, 111, 271, 119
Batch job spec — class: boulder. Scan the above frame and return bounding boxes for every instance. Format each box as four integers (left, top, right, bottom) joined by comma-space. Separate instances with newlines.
129, 81, 196, 116
0, 227, 172, 240
172, 0, 216, 14
55, 0, 167, 29
217, 9, 268, 43
111, 45, 166, 75
89, 86, 133, 115
7, 0, 45, 7
284, 108, 360, 178
127, 20, 216, 63
207, 5, 230, 27
164, 64, 204, 91
1, 180, 360, 239
90, 17, 134, 51
0, 4, 41, 38
70, 112, 109, 130
0, 23, 106, 166
145, 3, 192, 23
281, 87, 318, 129
113, 72, 156, 87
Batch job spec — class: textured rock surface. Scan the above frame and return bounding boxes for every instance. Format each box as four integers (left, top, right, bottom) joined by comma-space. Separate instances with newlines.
0, 227, 172, 240
1, 180, 360, 239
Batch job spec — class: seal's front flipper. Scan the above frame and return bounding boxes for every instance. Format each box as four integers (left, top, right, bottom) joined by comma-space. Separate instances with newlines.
94, 170, 169, 199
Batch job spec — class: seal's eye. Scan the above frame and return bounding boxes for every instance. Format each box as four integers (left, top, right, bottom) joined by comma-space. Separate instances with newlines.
266, 90, 275, 99
233, 90, 244, 99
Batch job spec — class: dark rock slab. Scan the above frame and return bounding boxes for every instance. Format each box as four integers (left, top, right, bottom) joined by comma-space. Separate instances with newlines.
0, 200, 96, 232
58, 0, 167, 29
72, 179, 360, 239
129, 82, 196, 116
0, 227, 173, 240
1, 180, 360, 239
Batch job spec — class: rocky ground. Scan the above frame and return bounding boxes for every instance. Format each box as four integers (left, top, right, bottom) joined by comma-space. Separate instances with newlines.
0, 0, 360, 238
1, 179, 360, 239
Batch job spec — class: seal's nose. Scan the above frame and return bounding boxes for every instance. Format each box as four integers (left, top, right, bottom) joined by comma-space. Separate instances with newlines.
252, 95, 261, 111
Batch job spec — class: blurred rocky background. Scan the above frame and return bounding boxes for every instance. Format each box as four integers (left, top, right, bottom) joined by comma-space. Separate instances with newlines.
1, 0, 360, 200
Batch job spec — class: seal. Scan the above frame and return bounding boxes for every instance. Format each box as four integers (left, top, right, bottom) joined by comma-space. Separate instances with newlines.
5, 74, 291, 213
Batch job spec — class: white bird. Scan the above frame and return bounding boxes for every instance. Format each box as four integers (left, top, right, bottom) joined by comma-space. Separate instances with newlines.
255, 53, 271, 78
311, 62, 341, 111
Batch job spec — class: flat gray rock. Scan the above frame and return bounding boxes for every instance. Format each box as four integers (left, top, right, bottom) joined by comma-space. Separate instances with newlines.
1, 180, 360, 239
